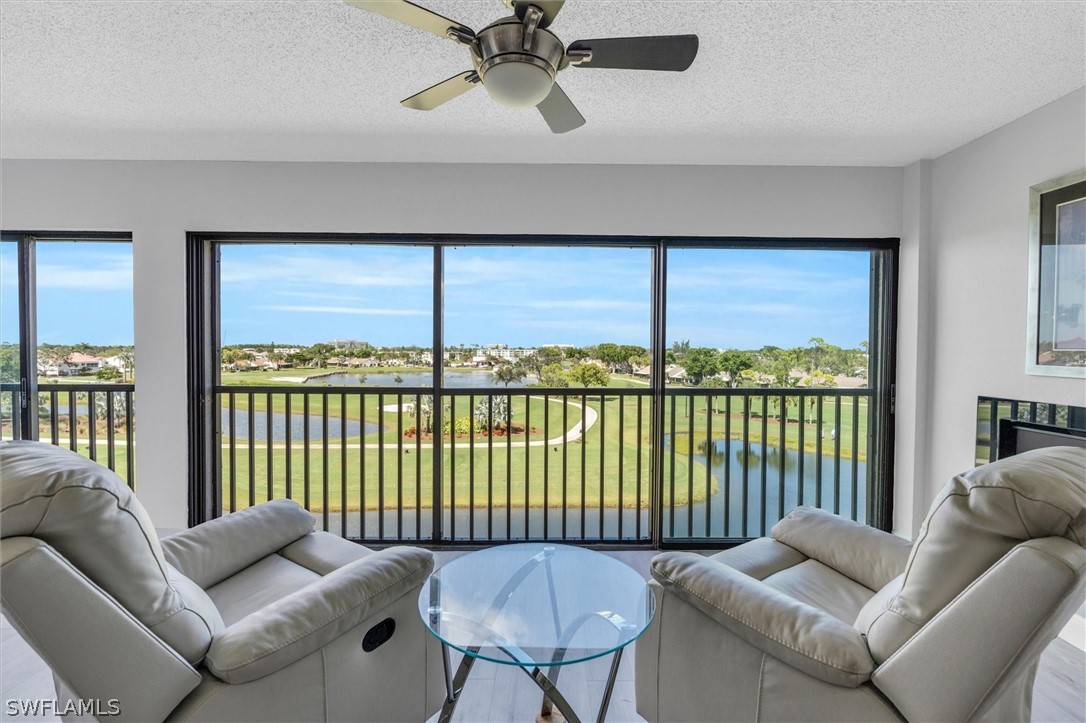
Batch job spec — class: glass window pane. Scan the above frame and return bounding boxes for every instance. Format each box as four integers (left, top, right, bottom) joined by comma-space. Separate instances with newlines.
1, 240, 19, 384
218, 243, 434, 385
664, 248, 874, 539
35, 241, 134, 384
1, 240, 20, 442
442, 245, 652, 386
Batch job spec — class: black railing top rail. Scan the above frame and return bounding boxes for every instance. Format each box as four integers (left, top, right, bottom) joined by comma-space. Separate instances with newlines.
210, 384, 868, 397
664, 387, 872, 397
33, 382, 136, 392
212, 385, 656, 396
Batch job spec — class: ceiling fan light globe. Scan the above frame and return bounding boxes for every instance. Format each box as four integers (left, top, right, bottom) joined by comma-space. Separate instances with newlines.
480, 61, 554, 108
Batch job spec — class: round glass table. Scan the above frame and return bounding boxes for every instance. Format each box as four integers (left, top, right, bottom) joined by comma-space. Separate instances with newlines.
419, 544, 655, 723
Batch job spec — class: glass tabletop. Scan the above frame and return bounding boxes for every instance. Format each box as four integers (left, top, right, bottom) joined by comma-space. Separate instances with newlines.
419, 544, 655, 667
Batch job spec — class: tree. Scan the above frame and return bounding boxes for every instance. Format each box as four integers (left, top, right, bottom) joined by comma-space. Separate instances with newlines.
493, 363, 524, 387
718, 350, 755, 388
628, 352, 650, 371
568, 363, 610, 387
93, 389, 128, 423
221, 347, 244, 366
415, 395, 435, 434
564, 347, 586, 361
95, 365, 121, 381
801, 370, 837, 422
517, 347, 562, 376
593, 343, 646, 373
538, 363, 569, 388
474, 396, 510, 430
0, 345, 18, 384
680, 347, 721, 385
118, 350, 135, 382
670, 339, 691, 359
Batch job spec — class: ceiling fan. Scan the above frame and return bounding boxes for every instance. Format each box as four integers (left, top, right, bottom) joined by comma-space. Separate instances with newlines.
343, 0, 699, 133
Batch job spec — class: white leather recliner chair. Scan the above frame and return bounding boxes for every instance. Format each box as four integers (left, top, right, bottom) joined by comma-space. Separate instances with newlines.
0, 441, 445, 722
635, 446, 1086, 723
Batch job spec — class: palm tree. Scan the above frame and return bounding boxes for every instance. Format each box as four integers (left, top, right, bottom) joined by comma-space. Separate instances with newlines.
493, 363, 523, 387
119, 351, 135, 382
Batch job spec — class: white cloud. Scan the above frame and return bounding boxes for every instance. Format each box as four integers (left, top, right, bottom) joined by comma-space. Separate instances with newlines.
35, 258, 132, 291
259, 304, 429, 317
509, 299, 648, 312
222, 253, 431, 289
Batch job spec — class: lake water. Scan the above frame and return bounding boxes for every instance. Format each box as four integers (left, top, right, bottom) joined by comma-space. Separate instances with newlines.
310, 440, 867, 541
668, 439, 868, 539
221, 408, 379, 442
304, 372, 530, 389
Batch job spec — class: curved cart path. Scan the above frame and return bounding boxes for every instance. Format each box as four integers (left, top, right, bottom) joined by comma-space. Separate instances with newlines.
217, 394, 600, 451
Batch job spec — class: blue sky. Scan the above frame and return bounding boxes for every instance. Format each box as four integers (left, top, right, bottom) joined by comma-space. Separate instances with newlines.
1, 241, 135, 345
1, 242, 871, 351
219, 244, 870, 350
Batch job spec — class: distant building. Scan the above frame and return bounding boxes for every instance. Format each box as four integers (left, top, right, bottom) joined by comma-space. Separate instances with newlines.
329, 339, 366, 351
38, 352, 106, 377
479, 344, 536, 361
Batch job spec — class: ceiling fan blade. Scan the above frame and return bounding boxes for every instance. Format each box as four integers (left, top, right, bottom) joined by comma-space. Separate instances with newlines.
512, 0, 566, 29
536, 83, 585, 134
343, 0, 473, 41
567, 35, 699, 71
401, 71, 480, 110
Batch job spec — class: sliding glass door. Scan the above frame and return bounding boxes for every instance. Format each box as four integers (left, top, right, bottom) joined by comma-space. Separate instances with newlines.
190, 235, 896, 546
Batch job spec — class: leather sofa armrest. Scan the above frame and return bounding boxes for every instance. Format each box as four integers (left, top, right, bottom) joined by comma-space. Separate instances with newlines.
771, 506, 912, 590
205, 546, 433, 684
1, 537, 201, 722
159, 499, 315, 589
651, 551, 875, 687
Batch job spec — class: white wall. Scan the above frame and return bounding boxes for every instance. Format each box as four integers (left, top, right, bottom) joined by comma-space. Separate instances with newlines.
0, 161, 905, 528
918, 88, 1086, 526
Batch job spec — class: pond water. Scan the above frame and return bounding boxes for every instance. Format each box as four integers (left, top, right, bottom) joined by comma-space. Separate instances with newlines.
221, 408, 379, 442
304, 372, 531, 389
314, 440, 867, 542
668, 439, 868, 538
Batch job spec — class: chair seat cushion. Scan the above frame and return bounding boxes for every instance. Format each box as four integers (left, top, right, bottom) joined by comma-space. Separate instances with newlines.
763, 559, 875, 624
708, 537, 807, 580
280, 531, 374, 575
207, 554, 321, 626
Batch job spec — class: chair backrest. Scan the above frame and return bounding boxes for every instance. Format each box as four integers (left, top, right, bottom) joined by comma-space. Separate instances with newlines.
858, 446, 1086, 664
0, 441, 220, 664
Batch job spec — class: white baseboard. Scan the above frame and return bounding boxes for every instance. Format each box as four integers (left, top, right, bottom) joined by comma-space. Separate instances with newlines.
1058, 614, 1086, 651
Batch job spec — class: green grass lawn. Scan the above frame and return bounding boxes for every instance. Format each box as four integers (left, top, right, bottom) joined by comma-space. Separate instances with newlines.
218, 385, 869, 514
222, 391, 706, 513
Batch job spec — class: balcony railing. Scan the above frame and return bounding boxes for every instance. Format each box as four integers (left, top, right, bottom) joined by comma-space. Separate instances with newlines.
215, 384, 874, 544
1, 382, 136, 488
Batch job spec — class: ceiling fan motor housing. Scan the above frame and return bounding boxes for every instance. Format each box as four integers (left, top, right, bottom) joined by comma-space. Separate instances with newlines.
472, 17, 566, 108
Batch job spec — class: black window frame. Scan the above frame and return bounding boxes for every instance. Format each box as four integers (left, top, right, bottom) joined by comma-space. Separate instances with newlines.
187, 233, 898, 547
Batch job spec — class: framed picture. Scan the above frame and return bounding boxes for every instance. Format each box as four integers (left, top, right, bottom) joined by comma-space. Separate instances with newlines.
1026, 170, 1086, 378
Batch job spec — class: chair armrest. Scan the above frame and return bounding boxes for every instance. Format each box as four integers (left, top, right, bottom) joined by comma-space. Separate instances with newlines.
159, 499, 315, 588
651, 551, 875, 687
205, 546, 433, 684
772, 506, 912, 590
1, 537, 201, 722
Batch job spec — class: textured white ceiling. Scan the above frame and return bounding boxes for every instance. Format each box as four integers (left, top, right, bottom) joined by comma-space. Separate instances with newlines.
1, 0, 1083, 165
